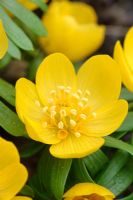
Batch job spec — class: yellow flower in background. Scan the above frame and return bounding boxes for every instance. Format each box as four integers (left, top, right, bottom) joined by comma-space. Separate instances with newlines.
0, 20, 8, 59
63, 183, 115, 200
16, 53, 128, 159
18, 0, 47, 10
0, 137, 32, 200
39, 0, 105, 62
114, 27, 133, 92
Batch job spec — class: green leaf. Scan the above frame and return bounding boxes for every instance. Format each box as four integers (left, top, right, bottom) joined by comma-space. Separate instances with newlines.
30, 0, 48, 11
38, 147, 72, 200
20, 185, 35, 198
120, 87, 133, 102
8, 39, 21, 60
20, 140, 44, 158
0, 0, 47, 36
117, 112, 133, 132
102, 158, 133, 196
0, 78, 15, 106
119, 193, 133, 200
0, 6, 33, 51
72, 158, 94, 183
0, 101, 27, 137
97, 150, 129, 185
0, 53, 11, 69
104, 136, 133, 156
83, 150, 108, 176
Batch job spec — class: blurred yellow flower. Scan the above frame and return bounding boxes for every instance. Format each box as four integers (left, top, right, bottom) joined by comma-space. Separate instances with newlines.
0, 20, 8, 59
18, 0, 47, 10
16, 53, 128, 158
63, 183, 115, 200
0, 137, 32, 200
114, 27, 133, 92
39, 0, 105, 62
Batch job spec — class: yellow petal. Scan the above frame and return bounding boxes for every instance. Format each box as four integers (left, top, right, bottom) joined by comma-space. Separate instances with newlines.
82, 100, 128, 137
12, 196, 32, 200
39, 1, 105, 62
0, 163, 28, 200
50, 135, 104, 158
16, 78, 43, 123
0, 20, 8, 59
63, 183, 115, 199
0, 137, 19, 170
114, 41, 133, 91
24, 117, 60, 144
124, 27, 133, 69
36, 53, 77, 104
77, 55, 121, 110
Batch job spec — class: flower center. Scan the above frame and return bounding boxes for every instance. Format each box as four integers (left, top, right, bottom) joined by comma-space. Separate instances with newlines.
40, 85, 96, 140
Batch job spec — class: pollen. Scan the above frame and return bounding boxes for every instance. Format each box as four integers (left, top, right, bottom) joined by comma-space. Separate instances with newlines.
41, 86, 93, 140
35, 100, 41, 107
58, 121, 64, 129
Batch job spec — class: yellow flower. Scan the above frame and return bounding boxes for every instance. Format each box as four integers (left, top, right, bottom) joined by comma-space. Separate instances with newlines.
0, 20, 8, 59
39, 0, 105, 62
18, 0, 47, 11
63, 183, 115, 200
0, 137, 32, 200
114, 27, 133, 92
16, 53, 128, 158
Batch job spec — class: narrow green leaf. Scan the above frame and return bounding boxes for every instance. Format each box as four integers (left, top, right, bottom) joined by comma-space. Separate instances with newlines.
0, 78, 15, 106
103, 158, 133, 196
72, 159, 94, 183
119, 193, 133, 200
38, 147, 72, 200
104, 136, 133, 155
20, 185, 35, 198
0, 6, 33, 50
117, 112, 133, 132
8, 39, 21, 60
20, 140, 44, 158
30, 0, 48, 11
0, 0, 47, 36
83, 150, 108, 176
120, 87, 133, 102
97, 150, 129, 185
0, 101, 27, 137
0, 53, 11, 69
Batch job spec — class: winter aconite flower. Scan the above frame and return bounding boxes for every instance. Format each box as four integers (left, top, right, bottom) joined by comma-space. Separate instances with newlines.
0, 137, 31, 200
16, 53, 128, 158
39, 0, 105, 62
63, 183, 115, 200
114, 27, 133, 92
0, 20, 8, 59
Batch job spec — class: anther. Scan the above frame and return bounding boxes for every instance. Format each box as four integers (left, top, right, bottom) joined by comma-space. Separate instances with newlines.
82, 97, 88, 103
72, 93, 80, 99
74, 132, 81, 138
70, 119, 77, 127
78, 102, 84, 107
48, 98, 54, 104
50, 105, 56, 111
77, 89, 82, 95
70, 109, 77, 116
35, 100, 40, 107
92, 112, 97, 117
67, 86, 72, 90
50, 110, 56, 118
50, 90, 56, 95
86, 90, 91, 96
58, 121, 64, 129
80, 114, 87, 120
42, 106, 48, 113
42, 121, 48, 128
64, 89, 71, 94
58, 85, 65, 90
